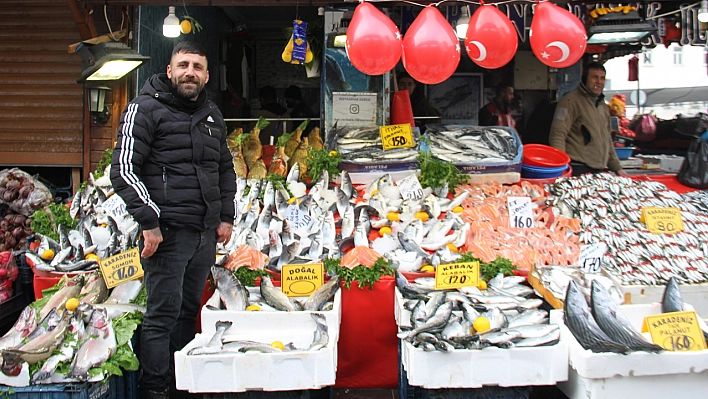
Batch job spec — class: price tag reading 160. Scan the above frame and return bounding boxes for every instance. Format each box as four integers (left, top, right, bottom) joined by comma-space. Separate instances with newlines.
380, 124, 415, 151
644, 310, 706, 352
435, 261, 480, 290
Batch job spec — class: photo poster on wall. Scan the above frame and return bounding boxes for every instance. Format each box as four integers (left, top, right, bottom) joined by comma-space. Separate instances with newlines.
427, 73, 483, 125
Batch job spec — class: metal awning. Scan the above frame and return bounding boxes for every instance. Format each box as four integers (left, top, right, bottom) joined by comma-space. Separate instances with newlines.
608, 86, 708, 107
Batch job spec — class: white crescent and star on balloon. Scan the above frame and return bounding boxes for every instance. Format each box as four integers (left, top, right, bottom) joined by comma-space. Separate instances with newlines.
542, 41, 570, 63
466, 41, 487, 62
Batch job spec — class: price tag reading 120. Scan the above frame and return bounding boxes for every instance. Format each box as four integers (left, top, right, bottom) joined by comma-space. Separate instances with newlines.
379, 123, 415, 151
507, 196, 534, 229
435, 261, 479, 290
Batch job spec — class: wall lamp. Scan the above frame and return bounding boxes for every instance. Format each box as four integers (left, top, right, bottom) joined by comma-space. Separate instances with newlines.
456, 6, 470, 39
86, 84, 112, 124
163, 6, 181, 37
76, 42, 150, 83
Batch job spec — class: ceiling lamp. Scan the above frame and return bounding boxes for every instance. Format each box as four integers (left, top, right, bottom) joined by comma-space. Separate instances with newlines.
76, 42, 150, 83
699, 0, 708, 23
456, 6, 470, 39
587, 10, 657, 45
163, 6, 181, 38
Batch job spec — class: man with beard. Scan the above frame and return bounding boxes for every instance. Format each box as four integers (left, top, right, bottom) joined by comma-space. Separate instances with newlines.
479, 82, 516, 128
110, 41, 235, 399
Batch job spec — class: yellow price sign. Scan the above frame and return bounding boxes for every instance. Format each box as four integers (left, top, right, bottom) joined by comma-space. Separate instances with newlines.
641, 207, 684, 234
281, 263, 323, 297
98, 247, 144, 289
380, 123, 415, 151
644, 310, 707, 351
435, 261, 479, 290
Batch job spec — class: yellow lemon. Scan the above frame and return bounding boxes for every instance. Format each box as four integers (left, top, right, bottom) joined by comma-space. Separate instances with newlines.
328, 150, 337, 157
414, 212, 429, 222
41, 249, 55, 260
180, 20, 192, 34
288, 197, 300, 205
387, 212, 400, 222
270, 340, 285, 351
84, 253, 100, 262
246, 305, 261, 311
452, 206, 464, 214
446, 244, 459, 253
65, 298, 80, 312
420, 265, 435, 273
379, 227, 392, 236
477, 280, 487, 290
473, 316, 491, 333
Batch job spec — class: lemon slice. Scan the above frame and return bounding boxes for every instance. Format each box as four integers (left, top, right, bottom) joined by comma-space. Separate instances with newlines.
270, 340, 285, 351
41, 249, 55, 260
246, 305, 261, 311
65, 298, 80, 312
420, 265, 435, 273
473, 316, 491, 333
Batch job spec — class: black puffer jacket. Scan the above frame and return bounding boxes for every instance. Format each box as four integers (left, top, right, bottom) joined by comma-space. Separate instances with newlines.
110, 74, 235, 231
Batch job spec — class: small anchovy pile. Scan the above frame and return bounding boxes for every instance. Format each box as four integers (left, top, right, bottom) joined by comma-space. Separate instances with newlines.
333, 127, 419, 164
548, 173, 708, 285
396, 273, 559, 352
424, 124, 519, 164
187, 314, 329, 356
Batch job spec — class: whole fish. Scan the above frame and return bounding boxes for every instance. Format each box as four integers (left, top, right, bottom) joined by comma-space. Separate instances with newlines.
93, 303, 146, 319
104, 279, 143, 304
479, 329, 522, 347
303, 276, 341, 311
501, 324, 559, 339
512, 328, 561, 348
31, 311, 86, 384
397, 232, 431, 261
661, 277, 708, 341
1, 311, 70, 376
211, 266, 248, 311
260, 276, 296, 311
308, 313, 329, 351
69, 308, 117, 381
187, 321, 232, 355
340, 170, 355, 200
397, 301, 453, 339
80, 273, 109, 304
39, 275, 84, 320
0, 307, 37, 351
481, 307, 509, 329
340, 205, 355, 239
564, 280, 629, 353
591, 281, 663, 352
507, 309, 548, 328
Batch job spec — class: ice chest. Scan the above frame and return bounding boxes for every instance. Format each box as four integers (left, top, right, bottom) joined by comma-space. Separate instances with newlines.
395, 288, 568, 388
553, 304, 708, 399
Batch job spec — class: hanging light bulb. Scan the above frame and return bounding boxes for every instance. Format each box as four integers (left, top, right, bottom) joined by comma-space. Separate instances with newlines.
163, 6, 181, 38
699, 0, 708, 23
456, 6, 470, 39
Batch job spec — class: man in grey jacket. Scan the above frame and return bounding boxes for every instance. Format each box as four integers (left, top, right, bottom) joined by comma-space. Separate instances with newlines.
549, 62, 626, 176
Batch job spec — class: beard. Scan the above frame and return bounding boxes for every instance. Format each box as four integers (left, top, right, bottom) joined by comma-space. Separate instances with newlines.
171, 75, 204, 100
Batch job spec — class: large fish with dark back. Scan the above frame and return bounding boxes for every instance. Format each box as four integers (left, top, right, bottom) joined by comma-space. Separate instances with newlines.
661, 277, 708, 342
211, 266, 249, 311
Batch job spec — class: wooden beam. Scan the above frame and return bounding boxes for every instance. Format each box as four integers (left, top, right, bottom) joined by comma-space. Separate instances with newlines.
67, 0, 97, 41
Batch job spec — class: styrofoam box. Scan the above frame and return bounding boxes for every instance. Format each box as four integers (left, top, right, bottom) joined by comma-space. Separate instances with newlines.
176, 287, 341, 393
396, 288, 569, 388
620, 283, 708, 317
552, 304, 708, 399
200, 287, 341, 336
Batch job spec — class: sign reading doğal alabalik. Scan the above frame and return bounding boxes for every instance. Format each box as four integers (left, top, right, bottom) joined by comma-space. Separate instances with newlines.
332, 92, 377, 127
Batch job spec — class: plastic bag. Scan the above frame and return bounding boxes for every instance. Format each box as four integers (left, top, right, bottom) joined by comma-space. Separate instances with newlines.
674, 112, 708, 138
677, 138, 708, 189
631, 113, 657, 142
0, 168, 53, 216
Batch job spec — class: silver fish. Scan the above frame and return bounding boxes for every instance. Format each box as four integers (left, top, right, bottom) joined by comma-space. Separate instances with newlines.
334, 186, 349, 218
512, 328, 561, 347
479, 330, 522, 346
322, 211, 337, 250
501, 324, 559, 339
397, 232, 431, 261
260, 276, 295, 311
340, 170, 355, 200
211, 266, 248, 311
481, 307, 508, 329
287, 162, 300, 183
93, 303, 146, 319
104, 279, 143, 304
304, 276, 341, 311
507, 309, 548, 328
2, 311, 70, 376
0, 307, 36, 352
308, 313, 329, 351
354, 224, 369, 248
397, 301, 453, 339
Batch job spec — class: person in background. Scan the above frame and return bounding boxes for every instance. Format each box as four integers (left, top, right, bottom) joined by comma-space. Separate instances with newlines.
110, 41, 235, 399
549, 62, 627, 177
254, 85, 289, 144
479, 82, 516, 129
284, 85, 315, 134
397, 72, 441, 131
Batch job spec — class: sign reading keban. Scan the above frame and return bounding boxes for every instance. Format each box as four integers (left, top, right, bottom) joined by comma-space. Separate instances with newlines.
281, 263, 323, 297
99, 247, 144, 289
507, 196, 534, 229
435, 261, 480, 290
397, 174, 424, 200
284, 204, 313, 233
578, 242, 608, 274
379, 123, 415, 151
641, 207, 684, 235
644, 310, 707, 351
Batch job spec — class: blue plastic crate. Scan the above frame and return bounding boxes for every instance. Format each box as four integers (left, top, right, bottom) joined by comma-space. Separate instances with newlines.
0, 377, 112, 399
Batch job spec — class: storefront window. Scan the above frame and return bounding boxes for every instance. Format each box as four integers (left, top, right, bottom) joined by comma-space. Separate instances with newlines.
643, 48, 652, 65
673, 46, 683, 65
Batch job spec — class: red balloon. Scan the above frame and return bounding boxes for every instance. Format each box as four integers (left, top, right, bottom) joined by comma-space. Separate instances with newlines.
345, 2, 402, 76
402, 6, 460, 85
464, 5, 518, 69
530, 1, 587, 69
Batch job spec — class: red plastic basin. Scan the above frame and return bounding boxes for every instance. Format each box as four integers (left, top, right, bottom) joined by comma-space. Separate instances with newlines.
523, 144, 571, 168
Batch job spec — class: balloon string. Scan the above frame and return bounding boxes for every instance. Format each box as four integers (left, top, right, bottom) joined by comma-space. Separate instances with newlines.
387, 0, 537, 8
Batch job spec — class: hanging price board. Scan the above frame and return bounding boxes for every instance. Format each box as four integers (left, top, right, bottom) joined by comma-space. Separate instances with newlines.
99, 247, 144, 289
397, 174, 425, 200
282, 263, 323, 297
644, 310, 707, 351
507, 197, 534, 229
101, 194, 129, 222
435, 261, 480, 290
641, 207, 684, 234
578, 243, 607, 273
380, 123, 415, 151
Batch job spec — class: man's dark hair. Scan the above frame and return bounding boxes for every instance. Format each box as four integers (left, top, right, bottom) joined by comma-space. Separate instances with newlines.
171, 41, 207, 58
582, 61, 606, 85
495, 82, 513, 96
260, 86, 277, 103
284, 85, 302, 101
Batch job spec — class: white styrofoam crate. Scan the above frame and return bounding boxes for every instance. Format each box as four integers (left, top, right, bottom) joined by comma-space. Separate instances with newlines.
396, 288, 568, 388
201, 286, 341, 337
620, 283, 708, 316
0, 363, 29, 387
552, 305, 708, 379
